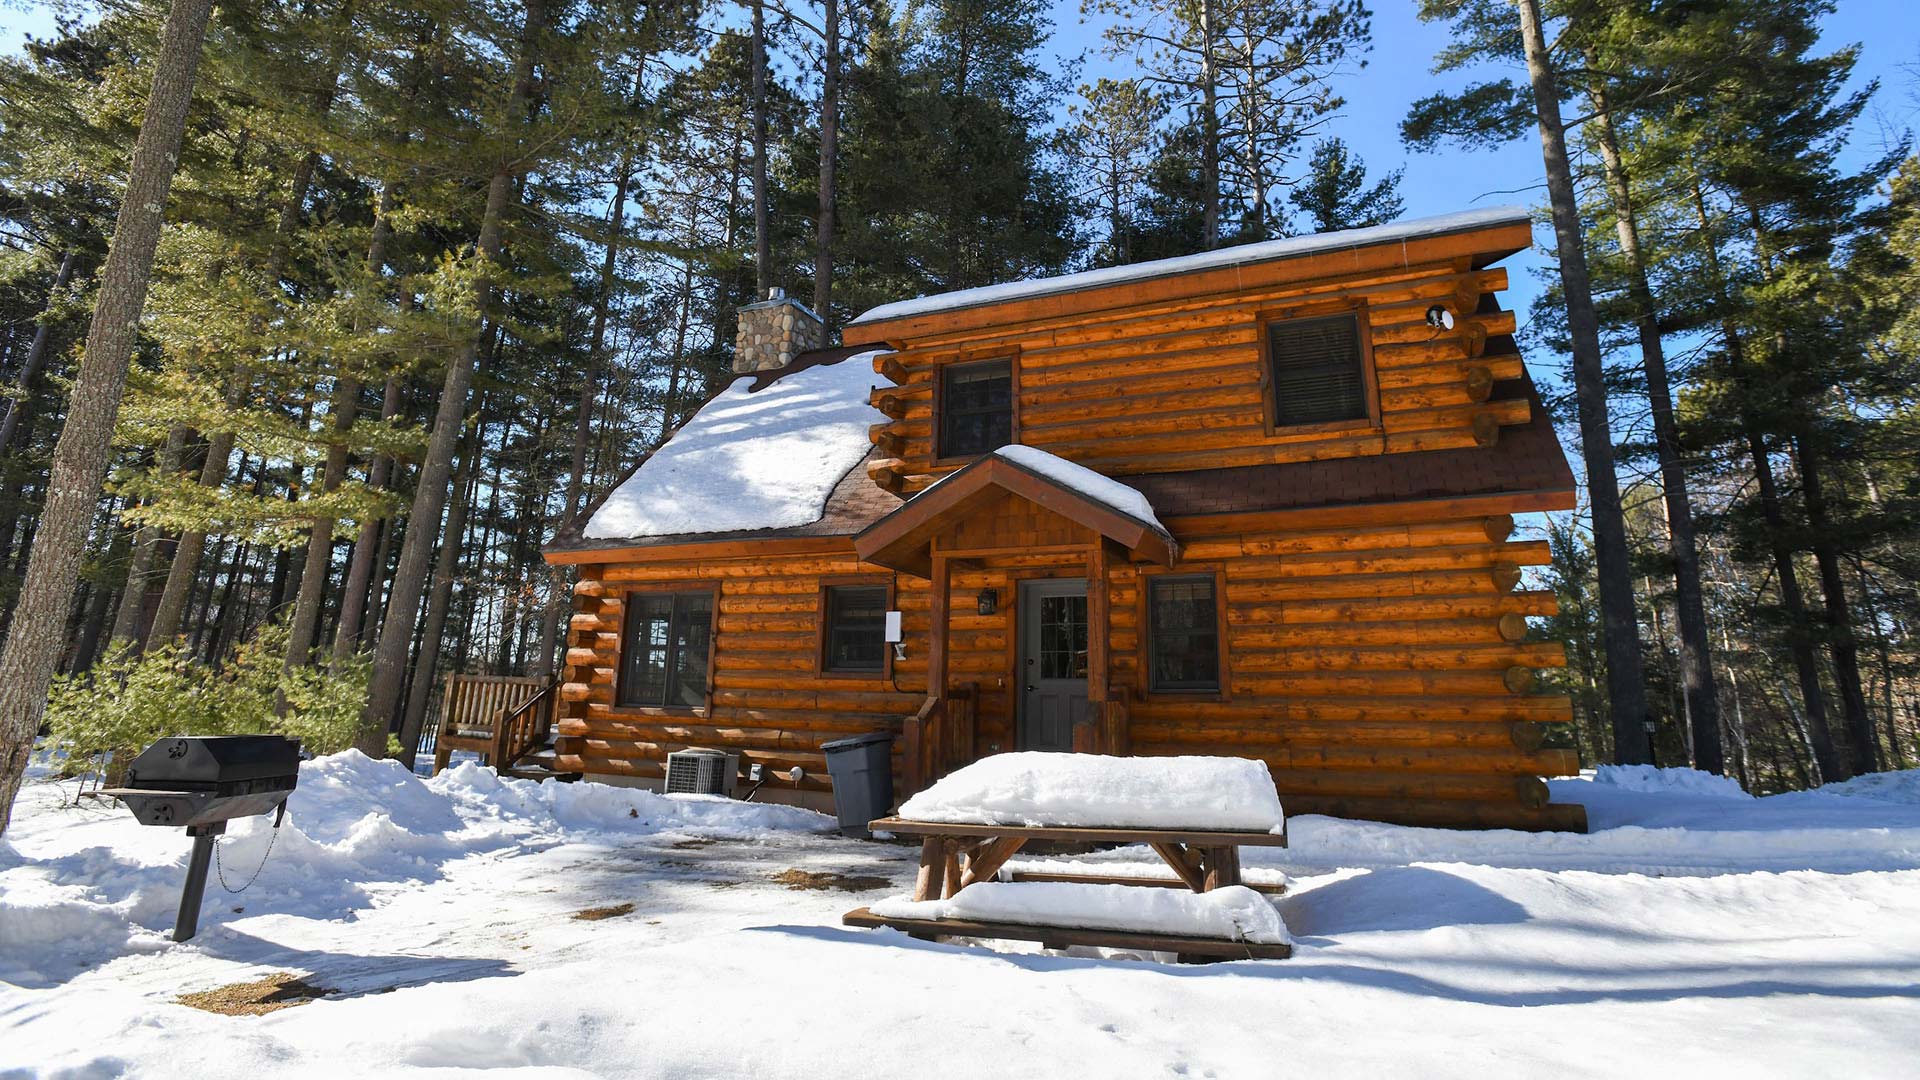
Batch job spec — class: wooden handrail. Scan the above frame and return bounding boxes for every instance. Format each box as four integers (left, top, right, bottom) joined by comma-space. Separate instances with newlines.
901, 682, 980, 799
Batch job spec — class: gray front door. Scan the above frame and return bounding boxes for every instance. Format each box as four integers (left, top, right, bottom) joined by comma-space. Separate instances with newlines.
1018, 578, 1091, 752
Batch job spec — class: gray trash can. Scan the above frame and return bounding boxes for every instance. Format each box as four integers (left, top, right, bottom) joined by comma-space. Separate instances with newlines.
820, 732, 895, 838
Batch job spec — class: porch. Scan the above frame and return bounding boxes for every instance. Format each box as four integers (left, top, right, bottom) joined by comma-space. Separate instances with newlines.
857, 449, 1179, 795
420, 673, 564, 777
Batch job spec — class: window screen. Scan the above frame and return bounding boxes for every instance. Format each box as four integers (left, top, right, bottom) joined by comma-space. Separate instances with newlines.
824, 585, 887, 673
618, 591, 713, 708
1148, 575, 1220, 692
1266, 313, 1368, 427
939, 358, 1013, 457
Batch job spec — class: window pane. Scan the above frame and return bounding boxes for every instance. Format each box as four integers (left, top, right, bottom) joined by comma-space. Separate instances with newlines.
1149, 577, 1220, 692
825, 586, 887, 673
668, 593, 712, 707
1268, 314, 1367, 427
1039, 594, 1089, 680
619, 594, 674, 706
940, 359, 1014, 457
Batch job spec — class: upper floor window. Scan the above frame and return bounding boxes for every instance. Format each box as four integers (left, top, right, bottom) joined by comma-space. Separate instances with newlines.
1264, 311, 1373, 429
822, 584, 888, 674
937, 357, 1014, 458
618, 590, 713, 709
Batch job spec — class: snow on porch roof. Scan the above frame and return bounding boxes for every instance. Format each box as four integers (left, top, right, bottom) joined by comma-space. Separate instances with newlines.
581, 350, 887, 541
854, 445, 1177, 577
846, 205, 1532, 328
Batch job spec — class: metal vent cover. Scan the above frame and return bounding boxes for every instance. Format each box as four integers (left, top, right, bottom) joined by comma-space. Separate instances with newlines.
664, 748, 738, 796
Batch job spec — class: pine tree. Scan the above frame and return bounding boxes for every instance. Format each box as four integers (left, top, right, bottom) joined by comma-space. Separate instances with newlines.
1288, 136, 1402, 233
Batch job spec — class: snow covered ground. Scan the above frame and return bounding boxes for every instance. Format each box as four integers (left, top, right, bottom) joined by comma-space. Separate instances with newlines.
4, 752, 1919, 1078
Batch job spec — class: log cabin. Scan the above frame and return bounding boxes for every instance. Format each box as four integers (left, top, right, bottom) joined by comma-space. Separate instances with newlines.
542, 206, 1588, 831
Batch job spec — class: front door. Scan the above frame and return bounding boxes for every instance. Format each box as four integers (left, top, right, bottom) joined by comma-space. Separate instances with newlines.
1017, 578, 1091, 752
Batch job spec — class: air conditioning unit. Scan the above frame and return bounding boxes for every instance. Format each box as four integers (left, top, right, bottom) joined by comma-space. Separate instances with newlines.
664, 748, 739, 797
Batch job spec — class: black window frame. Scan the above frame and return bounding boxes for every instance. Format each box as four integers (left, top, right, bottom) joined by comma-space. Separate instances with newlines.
616, 588, 715, 710
935, 356, 1017, 460
1261, 309, 1376, 432
821, 583, 890, 675
1146, 573, 1223, 694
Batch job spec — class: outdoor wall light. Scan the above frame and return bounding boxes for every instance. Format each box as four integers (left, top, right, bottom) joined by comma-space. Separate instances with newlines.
1425, 304, 1456, 331
977, 588, 998, 616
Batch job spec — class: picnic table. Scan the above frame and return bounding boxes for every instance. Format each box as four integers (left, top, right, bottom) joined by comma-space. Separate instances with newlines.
842, 814, 1293, 961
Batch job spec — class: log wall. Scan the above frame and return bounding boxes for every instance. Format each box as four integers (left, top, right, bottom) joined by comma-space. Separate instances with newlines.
556, 500, 1583, 830
855, 259, 1531, 494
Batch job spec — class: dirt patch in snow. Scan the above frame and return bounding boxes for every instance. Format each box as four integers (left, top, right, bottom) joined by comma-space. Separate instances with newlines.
670, 838, 719, 849
177, 974, 331, 1016
773, 869, 894, 892
573, 903, 637, 921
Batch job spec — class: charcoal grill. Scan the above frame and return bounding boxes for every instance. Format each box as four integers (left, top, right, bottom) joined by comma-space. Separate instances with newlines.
100, 735, 301, 942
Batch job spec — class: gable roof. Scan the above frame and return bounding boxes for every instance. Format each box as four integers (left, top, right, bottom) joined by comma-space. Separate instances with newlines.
855, 448, 1178, 578
846, 206, 1532, 331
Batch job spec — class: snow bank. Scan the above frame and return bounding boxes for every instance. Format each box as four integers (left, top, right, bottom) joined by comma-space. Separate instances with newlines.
1591, 765, 1751, 800
1816, 769, 1920, 805
871, 881, 1290, 945
582, 352, 883, 539
848, 206, 1529, 326
992, 445, 1165, 531
0, 752, 834, 987
427, 761, 832, 838
898, 753, 1285, 832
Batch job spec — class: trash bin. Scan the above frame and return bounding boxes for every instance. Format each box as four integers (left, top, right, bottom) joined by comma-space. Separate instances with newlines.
820, 732, 895, 838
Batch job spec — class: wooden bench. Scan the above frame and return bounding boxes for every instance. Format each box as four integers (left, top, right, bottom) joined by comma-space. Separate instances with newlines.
843, 816, 1293, 961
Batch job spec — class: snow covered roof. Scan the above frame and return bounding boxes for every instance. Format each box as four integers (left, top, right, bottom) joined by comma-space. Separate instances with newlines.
581, 352, 886, 540
847, 206, 1532, 327
978, 445, 1166, 533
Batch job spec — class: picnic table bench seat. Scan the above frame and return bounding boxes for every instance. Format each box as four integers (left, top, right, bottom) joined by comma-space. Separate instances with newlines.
845, 815, 1292, 962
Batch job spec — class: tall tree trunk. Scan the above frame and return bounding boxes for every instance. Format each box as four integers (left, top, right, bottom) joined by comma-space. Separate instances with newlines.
357, 0, 546, 754
1796, 436, 1876, 775
0, 251, 77, 455
0, 0, 215, 836
751, 0, 771, 294
332, 373, 403, 663
286, 194, 393, 671
1199, 0, 1219, 249
1585, 72, 1724, 773
110, 425, 190, 650
813, 0, 840, 318
1688, 177, 1842, 781
1515, 0, 1651, 763
399, 414, 485, 765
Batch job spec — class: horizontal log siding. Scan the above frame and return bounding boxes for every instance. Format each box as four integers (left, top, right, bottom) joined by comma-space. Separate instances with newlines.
866, 265, 1533, 490
554, 497, 1577, 829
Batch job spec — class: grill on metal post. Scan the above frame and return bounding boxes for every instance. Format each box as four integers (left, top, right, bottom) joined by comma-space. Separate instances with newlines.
100, 735, 302, 942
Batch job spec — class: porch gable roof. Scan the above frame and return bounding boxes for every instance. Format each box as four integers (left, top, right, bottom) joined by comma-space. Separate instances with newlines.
854, 450, 1177, 578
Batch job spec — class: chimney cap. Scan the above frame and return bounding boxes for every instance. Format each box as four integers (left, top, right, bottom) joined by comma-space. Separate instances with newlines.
768, 286, 785, 301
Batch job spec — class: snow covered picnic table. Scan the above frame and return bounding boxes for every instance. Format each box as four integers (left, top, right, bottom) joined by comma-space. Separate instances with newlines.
843, 754, 1293, 961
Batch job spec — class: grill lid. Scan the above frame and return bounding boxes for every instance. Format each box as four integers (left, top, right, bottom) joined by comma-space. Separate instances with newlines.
124, 735, 303, 791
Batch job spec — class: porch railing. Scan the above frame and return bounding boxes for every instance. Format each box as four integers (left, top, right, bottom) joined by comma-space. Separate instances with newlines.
900, 681, 977, 797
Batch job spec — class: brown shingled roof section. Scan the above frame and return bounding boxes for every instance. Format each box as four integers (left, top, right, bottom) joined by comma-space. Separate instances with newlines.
1122, 375, 1573, 518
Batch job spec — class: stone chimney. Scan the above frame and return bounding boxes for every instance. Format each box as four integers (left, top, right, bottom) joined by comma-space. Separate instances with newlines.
734, 287, 826, 374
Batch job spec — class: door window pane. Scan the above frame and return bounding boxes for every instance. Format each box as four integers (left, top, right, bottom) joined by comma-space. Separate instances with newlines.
1149, 576, 1220, 692
824, 585, 887, 673
1039, 594, 1089, 680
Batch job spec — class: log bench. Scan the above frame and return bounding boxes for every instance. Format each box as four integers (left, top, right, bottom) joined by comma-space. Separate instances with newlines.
843, 816, 1293, 962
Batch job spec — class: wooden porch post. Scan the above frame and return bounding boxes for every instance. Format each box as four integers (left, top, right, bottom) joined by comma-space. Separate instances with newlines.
1084, 540, 1110, 755
928, 551, 950, 701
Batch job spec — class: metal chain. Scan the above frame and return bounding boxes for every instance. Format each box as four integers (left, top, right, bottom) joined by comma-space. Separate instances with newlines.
214, 806, 286, 894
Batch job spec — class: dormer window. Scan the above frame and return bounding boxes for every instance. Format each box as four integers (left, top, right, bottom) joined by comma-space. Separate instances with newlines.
937, 357, 1016, 459
1262, 310, 1377, 431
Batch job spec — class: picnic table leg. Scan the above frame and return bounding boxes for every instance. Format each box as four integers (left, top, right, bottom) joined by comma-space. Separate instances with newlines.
943, 841, 965, 899
913, 838, 945, 901
960, 836, 1027, 889
1148, 842, 1208, 893
1200, 846, 1242, 891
